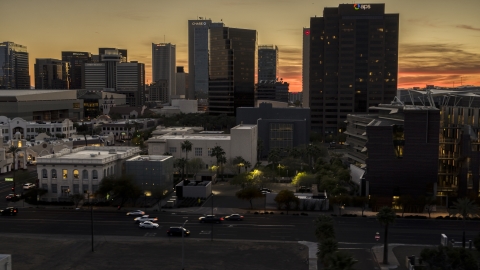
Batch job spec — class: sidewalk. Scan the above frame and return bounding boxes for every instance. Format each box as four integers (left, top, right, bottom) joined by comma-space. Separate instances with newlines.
372, 244, 432, 270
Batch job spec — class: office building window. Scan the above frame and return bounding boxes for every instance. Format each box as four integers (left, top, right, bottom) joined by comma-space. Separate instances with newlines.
169, 147, 177, 153
42, 169, 47, 179
62, 169, 68, 179
73, 169, 79, 179
195, 148, 202, 156
73, 184, 79, 194
92, 170, 98, 179
269, 123, 293, 149
82, 170, 88, 180
42, 184, 48, 191
92, 185, 98, 193
83, 184, 89, 194
52, 169, 57, 179
51, 184, 57, 193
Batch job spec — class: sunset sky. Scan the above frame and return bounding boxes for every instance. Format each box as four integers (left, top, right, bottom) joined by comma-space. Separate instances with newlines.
1, 0, 479, 92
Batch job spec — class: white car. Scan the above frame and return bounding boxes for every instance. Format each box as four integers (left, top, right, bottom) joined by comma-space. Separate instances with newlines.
139, 221, 159, 229
23, 183, 35, 190
126, 210, 145, 216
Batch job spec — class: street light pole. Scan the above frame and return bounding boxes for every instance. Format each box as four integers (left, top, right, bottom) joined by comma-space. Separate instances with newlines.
211, 192, 213, 242
182, 220, 188, 270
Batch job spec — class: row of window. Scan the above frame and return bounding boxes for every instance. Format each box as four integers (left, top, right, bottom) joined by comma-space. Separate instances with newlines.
168, 147, 212, 156
26, 127, 72, 132
41, 167, 114, 180
43, 184, 98, 194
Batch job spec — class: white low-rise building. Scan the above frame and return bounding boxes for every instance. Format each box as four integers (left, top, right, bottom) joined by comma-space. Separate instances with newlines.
147, 124, 257, 171
0, 116, 75, 141
36, 146, 141, 201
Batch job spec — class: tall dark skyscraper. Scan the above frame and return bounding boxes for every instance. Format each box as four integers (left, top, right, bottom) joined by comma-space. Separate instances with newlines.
258, 45, 278, 82
308, 4, 399, 136
34, 58, 70, 89
152, 43, 176, 101
0, 41, 30, 89
62, 51, 92, 89
188, 19, 224, 99
208, 27, 257, 116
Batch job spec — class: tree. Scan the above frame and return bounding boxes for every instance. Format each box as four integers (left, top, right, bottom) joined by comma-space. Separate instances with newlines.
232, 156, 245, 174
181, 140, 193, 177
243, 160, 252, 173
473, 232, 480, 251
274, 190, 299, 214
174, 158, 187, 180
235, 187, 264, 209
7, 145, 21, 194
231, 173, 250, 189
396, 195, 413, 217
314, 215, 336, 241
187, 158, 205, 175
317, 238, 339, 266
150, 186, 169, 211
324, 251, 358, 270
449, 197, 479, 248
291, 172, 317, 188
422, 196, 437, 219
76, 123, 90, 146
420, 245, 478, 270
210, 146, 226, 181
24, 188, 48, 205
267, 148, 281, 171
376, 206, 396, 264
96, 175, 142, 209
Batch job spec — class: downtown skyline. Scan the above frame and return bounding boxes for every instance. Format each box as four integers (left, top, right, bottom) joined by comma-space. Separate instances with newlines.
1, 0, 479, 91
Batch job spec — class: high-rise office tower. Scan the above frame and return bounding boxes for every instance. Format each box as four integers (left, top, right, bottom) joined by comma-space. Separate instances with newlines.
82, 63, 106, 90
188, 19, 224, 99
34, 58, 70, 89
100, 49, 123, 89
258, 45, 278, 82
309, 4, 398, 135
209, 27, 257, 116
0, 41, 30, 89
175, 66, 188, 97
116, 61, 145, 106
152, 43, 176, 102
61, 51, 92, 89
99, 48, 127, 62
302, 28, 310, 107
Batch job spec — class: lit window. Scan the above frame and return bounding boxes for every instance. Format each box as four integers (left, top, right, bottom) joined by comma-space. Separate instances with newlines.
62, 169, 68, 179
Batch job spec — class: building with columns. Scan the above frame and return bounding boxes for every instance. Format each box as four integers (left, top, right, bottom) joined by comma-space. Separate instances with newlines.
36, 146, 141, 201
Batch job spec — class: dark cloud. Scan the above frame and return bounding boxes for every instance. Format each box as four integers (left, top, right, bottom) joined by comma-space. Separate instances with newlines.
456, 25, 480, 32
399, 43, 480, 74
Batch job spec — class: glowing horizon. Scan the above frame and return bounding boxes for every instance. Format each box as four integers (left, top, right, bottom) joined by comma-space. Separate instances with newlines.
2, 0, 479, 92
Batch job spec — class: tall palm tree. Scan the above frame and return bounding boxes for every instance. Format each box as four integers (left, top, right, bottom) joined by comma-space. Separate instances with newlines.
376, 206, 396, 264
210, 146, 226, 180
181, 140, 193, 178
243, 160, 251, 173
449, 197, 479, 248
7, 145, 21, 194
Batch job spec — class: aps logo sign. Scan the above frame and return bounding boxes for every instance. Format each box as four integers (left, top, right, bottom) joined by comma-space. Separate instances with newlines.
354, 3, 371, 10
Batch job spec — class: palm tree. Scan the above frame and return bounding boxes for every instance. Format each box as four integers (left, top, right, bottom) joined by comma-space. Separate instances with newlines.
7, 145, 21, 194
174, 158, 187, 180
324, 251, 358, 270
210, 146, 226, 181
232, 156, 245, 174
376, 206, 396, 264
181, 140, 193, 178
267, 148, 281, 171
243, 160, 252, 173
449, 197, 479, 248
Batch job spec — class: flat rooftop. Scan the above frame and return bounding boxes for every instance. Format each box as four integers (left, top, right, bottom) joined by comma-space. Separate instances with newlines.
37, 146, 141, 164
232, 124, 256, 130
127, 155, 171, 162
155, 134, 231, 140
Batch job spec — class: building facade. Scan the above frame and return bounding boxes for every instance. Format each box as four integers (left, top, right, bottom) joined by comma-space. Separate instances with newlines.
0, 41, 30, 89
126, 155, 174, 192
147, 124, 257, 171
302, 28, 310, 108
152, 43, 176, 101
0, 116, 75, 141
0, 90, 84, 120
344, 104, 439, 208
82, 63, 106, 90
308, 4, 399, 137
175, 66, 188, 97
236, 102, 310, 159
61, 51, 92, 89
116, 61, 145, 107
34, 58, 70, 89
36, 146, 141, 201
188, 19, 224, 99
258, 45, 278, 82
208, 27, 257, 116
256, 81, 289, 103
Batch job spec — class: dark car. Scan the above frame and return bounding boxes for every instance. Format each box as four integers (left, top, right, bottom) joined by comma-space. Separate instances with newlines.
167, 227, 190, 236
198, 215, 224, 224
0, 207, 18, 216
224, 214, 244, 221
5, 193, 21, 201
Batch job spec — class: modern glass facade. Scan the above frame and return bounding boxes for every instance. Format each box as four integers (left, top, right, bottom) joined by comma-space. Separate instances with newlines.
269, 123, 293, 149
62, 51, 92, 89
309, 4, 399, 137
34, 58, 70, 89
208, 27, 257, 116
0, 41, 30, 89
258, 45, 278, 82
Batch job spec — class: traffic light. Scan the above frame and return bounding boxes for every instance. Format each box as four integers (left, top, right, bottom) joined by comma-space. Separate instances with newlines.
11, 186, 15, 192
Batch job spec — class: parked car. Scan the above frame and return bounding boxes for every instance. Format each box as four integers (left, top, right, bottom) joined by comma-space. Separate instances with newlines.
260, 188, 272, 194
23, 183, 35, 190
5, 194, 20, 201
126, 210, 145, 216
198, 215, 224, 224
167, 227, 190, 236
224, 214, 244, 221
139, 221, 159, 229
134, 215, 158, 223
0, 207, 18, 216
